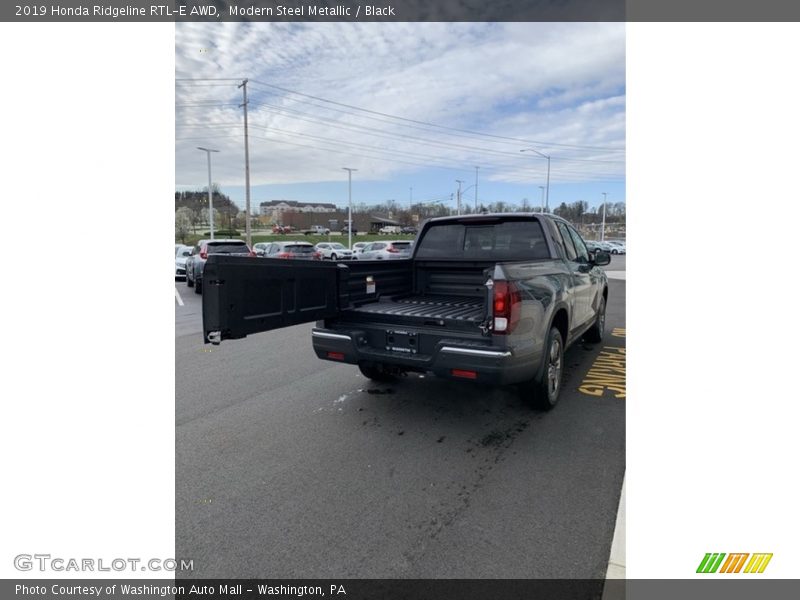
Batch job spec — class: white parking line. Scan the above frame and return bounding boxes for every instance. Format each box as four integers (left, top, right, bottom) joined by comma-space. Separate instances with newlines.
603, 474, 626, 597
175, 287, 185, 306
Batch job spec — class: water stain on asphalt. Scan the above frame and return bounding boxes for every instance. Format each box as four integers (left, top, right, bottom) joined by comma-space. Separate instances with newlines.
366, 388, 395, 395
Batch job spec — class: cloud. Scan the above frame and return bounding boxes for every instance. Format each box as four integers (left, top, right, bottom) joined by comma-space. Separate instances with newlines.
175, 23, 625, 188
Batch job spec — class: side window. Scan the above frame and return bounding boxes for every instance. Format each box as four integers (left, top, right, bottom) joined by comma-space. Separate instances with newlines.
192, 245, 200, 255
556, 222, 577, 261
268, 245, 279, 255
568, 226, 590, 263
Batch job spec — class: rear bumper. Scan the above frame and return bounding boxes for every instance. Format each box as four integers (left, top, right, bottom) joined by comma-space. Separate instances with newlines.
311, 327, 539, 385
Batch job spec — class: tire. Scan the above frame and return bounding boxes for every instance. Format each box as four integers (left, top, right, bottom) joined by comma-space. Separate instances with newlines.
194, 279, 202, 295
186, 269, 194, 287
524, 327, 565, 410
331, 253, 337, 261
358, 363, 396, 382
584, 295, 606, 343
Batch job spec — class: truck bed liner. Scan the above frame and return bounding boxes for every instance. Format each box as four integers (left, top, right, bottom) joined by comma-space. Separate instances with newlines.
348, 294, 485, 323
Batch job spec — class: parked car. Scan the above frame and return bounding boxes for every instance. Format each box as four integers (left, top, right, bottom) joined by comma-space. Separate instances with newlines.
401, 226, 418, 235
606, 241, 626, 254
253, 242, 276, 257
351, 242, 368, 257
202, 213, 611, 410
302, 225, 331, 235
185, 239, 254, 294
357, 240, 413, 260
272, 225, 295, 234
585, 240, 603, 253
175, 245, 192, 279
315, 242, 354, 260
264, 241, 321, 260
340, 224, 358, 234
378, 225, 402, 235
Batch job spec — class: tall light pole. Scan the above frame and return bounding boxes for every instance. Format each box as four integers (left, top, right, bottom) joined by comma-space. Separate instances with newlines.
238, 79, 252, 247
197, 147, 219, 240
474, 166, 479, 211
521, 148, 551, 212
601, 192, 608, 241
342, 167, 357, 249
455, 179, 464, 215
538, 186, 545, 213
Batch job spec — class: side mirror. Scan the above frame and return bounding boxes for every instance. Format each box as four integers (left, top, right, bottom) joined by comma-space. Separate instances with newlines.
593, 251, 611, 266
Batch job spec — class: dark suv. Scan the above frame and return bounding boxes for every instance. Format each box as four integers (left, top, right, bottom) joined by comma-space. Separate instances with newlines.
185, 239, 253, 294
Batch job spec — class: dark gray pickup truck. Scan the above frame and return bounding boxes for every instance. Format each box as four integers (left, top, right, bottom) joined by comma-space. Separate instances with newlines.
202, 213, 610, 409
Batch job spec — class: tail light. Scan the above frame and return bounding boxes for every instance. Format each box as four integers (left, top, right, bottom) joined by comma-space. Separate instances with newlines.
276, 252, 291, 259
386, 245, 399, 253
248, 249, 256, 257
312, 251, 322, 260
492, 280, 521, 334
199, 248, 208, 259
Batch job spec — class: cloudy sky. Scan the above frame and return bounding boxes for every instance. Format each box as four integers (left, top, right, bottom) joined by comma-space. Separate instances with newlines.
175, 22, 625, 211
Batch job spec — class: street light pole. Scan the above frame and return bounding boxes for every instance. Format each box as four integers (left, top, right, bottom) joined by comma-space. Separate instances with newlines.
474, 166, 479, 211
521, 148, 551, 212
455, 180, 464, 215
197, 147, 219, 240
538, 186, 545, 213
238, 79, 252, 247
342, 168, 357, 249
601, 192, 608, 241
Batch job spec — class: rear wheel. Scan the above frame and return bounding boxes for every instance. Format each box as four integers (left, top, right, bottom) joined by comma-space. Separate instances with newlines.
358, 363, 396, 382
194, 279, 202, 295
331, 253, 337, 261
523, 327, 564, 410
584, 296, 606, 343
186, 269, 194, 287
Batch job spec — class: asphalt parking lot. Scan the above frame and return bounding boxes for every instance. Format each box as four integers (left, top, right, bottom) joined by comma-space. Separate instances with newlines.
175, 256, 626, 578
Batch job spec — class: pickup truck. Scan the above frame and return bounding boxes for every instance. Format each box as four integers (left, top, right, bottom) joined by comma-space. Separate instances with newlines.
302, 225, 331, 235
202, 213, 610, 409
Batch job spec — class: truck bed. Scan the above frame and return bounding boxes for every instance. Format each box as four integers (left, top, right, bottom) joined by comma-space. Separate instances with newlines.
344, 293, 486, 329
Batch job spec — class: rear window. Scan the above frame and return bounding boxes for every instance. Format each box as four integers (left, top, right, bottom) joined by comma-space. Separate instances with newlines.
391, 242, 411, 250
207, 242, 249, 254
285, 245, 314, 254
415, 219, 550, 260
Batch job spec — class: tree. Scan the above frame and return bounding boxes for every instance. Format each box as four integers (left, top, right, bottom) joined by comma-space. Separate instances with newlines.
200, 207, 221, 229
175, 207, 193, 244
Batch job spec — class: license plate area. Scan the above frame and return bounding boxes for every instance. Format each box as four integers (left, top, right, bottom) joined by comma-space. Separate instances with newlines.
385, 329, 418, 354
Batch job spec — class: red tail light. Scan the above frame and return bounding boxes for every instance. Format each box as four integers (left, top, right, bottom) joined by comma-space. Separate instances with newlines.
492, 280, 521, 334
452, 369, 477, 380
312, 251, 322, 260
386, 245, 399, 253
199, 249, 208, 259
276, 252, 291, 258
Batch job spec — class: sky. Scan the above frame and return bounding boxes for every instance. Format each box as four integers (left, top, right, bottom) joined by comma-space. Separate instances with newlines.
175, 22, 625, 213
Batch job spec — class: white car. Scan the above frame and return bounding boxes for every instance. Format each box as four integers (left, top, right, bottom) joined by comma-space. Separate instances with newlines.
606, 241, 626, 254
351, 242, 368, 257
175, 245, 192, 279
378, 225, 402, 235
357, 240, 413, 260
253, 242, 276, 257
314, 242, 353, 260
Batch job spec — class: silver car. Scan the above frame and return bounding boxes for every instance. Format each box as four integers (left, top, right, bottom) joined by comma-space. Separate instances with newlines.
315, 242, 353, 260
357, 240, 413, 260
